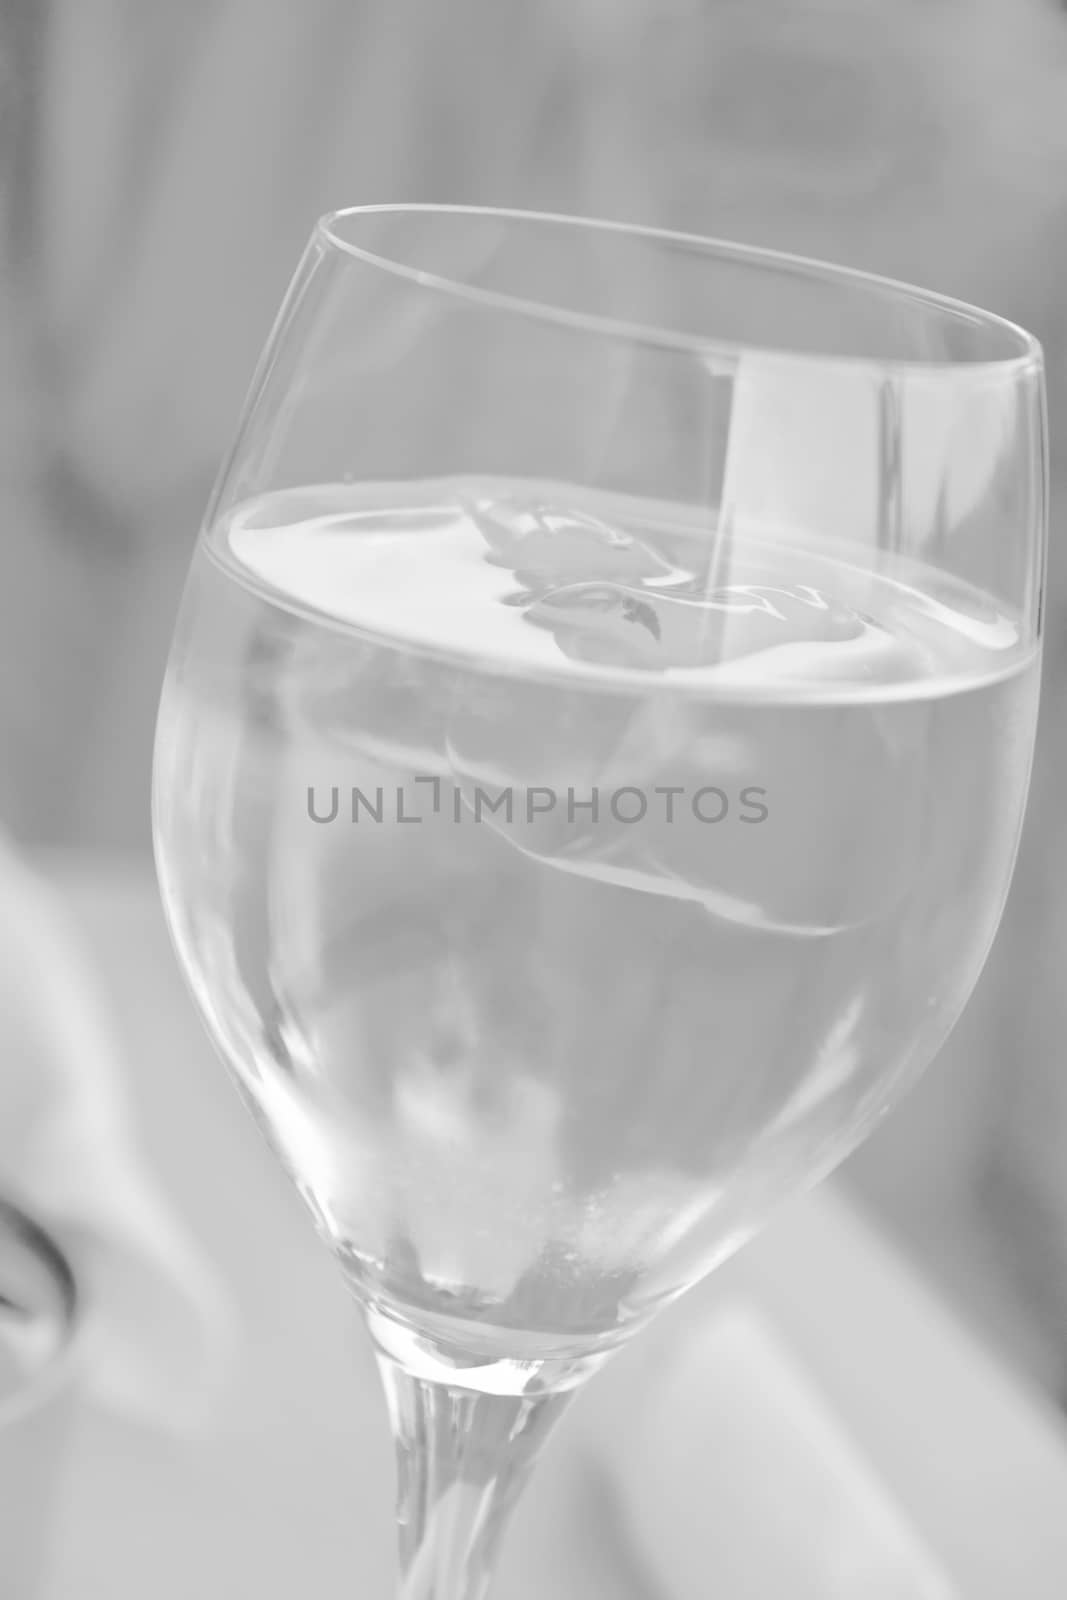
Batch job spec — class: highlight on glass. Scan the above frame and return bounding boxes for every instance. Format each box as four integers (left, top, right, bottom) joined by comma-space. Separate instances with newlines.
152, 205, 1046, 1598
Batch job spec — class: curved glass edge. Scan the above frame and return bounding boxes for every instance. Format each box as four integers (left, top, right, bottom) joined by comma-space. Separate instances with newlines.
0, 1199, 80, 1432
316, 204, 1044, 381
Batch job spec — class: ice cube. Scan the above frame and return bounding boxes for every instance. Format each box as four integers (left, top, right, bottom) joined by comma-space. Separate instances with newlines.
453, 500, 934, 935
287, 636, 456, 777
445, 662, 642, 869
638, 692, 927, 936
524, 578, 878, 676
450, 647, 926, 938
468, 492, 684, 591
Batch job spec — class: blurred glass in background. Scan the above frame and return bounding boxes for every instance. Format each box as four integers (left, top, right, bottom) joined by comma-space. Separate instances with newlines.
0, 1202, 77, 1598
2, 0, 1067, 1400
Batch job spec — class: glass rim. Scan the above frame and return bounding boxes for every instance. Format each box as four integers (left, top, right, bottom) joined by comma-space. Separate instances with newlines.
317, 203, 1043, 381
0, 1199, 80, 1431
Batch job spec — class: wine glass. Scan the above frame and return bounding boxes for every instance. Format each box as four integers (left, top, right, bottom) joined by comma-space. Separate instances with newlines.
152, 206, 1045, 1598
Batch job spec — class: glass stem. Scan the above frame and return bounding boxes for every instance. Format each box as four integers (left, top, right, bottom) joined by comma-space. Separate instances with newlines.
375, 1352, 576, 1600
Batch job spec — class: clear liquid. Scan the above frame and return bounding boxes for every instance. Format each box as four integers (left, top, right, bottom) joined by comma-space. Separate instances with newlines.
154, 479, 1038, 1357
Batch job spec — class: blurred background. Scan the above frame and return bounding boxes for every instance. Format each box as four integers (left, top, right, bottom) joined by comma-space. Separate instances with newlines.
2, 0, 1066, 1417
